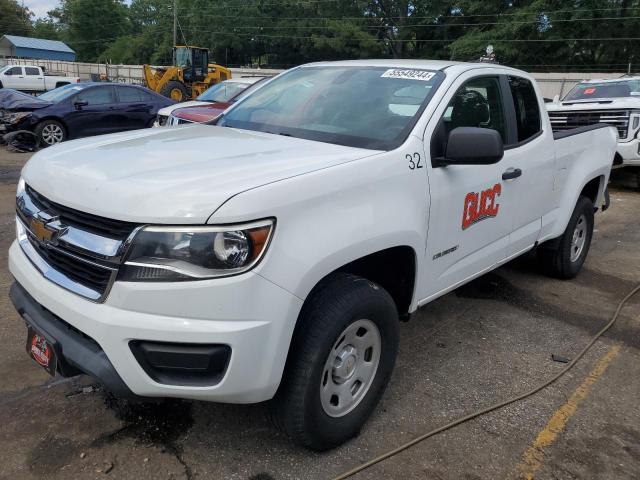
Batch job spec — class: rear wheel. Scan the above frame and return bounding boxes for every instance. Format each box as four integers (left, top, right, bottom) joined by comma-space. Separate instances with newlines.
34, 120, 66, 147
268, 273, 399, 450
160, 81, 189, 102
538, 195, 594, 279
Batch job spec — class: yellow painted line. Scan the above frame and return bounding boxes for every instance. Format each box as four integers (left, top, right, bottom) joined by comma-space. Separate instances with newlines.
516, 345, 621, 480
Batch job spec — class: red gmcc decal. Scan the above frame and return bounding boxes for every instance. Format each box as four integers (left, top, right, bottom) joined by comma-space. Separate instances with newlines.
462, 183, 501, 230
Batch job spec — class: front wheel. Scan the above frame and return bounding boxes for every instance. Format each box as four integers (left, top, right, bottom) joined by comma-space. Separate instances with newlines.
268, 273, 399, 450
538, 195, 594, 279
34, 119, 66, 147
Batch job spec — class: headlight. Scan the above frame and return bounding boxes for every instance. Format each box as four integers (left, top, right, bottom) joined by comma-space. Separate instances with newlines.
119, 219, 274, 281
7, 112, 31, 124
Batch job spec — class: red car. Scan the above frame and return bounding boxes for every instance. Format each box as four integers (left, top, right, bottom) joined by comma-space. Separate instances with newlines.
169, 76, 269, 125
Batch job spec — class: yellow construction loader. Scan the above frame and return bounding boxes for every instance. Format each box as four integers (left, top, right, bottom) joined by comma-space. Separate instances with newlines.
143, 46, 232, 102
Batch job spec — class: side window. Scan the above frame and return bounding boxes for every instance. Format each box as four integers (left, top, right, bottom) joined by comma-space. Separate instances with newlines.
117, 87, 144, 102
75, 87, 115, 105
25, 67, 40, 76
7, 67, 23, 75
442, 76, 507, 143
508, 76, 541, 142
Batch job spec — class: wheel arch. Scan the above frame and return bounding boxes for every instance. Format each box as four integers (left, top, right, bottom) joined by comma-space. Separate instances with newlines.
300, 245, 417, 319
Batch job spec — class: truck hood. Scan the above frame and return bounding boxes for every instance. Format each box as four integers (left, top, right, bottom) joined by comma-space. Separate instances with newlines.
0, 89, 51, 111
22, 124, 380, 224
546, 96, 640, 112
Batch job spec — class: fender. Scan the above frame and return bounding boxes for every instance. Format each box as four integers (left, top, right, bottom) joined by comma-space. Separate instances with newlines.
210, 139, 430, 304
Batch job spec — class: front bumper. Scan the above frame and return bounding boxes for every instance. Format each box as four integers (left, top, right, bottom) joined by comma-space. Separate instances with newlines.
9, 240, 303, 403
618, 138, 640, 166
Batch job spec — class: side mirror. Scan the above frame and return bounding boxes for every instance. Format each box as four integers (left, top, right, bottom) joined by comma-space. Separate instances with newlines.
553, 94, 560, 103
74, 100, 88, 110
435, 127, 503, 167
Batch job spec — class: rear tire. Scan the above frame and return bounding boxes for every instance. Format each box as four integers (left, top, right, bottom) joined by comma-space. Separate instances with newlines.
538, 195, 594, 279
160, 81, 189, 102
268, 273, 399, 450
34, 119, 66, 147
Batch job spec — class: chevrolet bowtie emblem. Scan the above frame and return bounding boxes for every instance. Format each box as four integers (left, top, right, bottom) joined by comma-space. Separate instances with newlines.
30, 215, 64, 246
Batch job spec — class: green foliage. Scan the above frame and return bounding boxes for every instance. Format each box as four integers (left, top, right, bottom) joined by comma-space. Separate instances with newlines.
0, 0, 33, 37
6, 0, 640, 71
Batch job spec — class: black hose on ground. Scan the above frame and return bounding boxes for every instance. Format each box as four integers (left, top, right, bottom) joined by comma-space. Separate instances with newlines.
333, 283, 640, 480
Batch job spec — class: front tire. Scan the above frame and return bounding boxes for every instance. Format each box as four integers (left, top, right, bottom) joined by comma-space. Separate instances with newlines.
160, 81, 189, 102
34, 119, 66, 147
538, 195, 594, 279
269, 273, 399, 450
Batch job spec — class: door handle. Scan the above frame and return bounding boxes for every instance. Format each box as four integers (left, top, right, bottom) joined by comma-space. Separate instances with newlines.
502, 168, 522, 180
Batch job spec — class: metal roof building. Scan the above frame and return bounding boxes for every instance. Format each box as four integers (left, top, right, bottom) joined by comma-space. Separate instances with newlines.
0, 35, 76, 61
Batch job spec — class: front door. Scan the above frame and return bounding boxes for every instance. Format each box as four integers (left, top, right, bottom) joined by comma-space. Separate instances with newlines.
67, 86, 118, 137
420, 74, 515, 300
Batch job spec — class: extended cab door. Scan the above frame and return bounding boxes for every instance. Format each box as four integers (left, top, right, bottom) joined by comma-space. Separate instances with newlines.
500, 75, 554, 258
420, 73, 516, 300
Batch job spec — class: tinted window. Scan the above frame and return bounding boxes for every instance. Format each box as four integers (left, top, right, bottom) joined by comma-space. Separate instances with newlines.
7, 67, 22, 75
441, 76, 506, 142
75, 86, 115, 105
117, 87, 144, 102
25, 67, 40, 76
508, 76, 541, 142
220, 66, 444, 150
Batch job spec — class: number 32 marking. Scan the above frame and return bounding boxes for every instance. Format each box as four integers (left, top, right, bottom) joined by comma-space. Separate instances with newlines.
407, 152, 423, 170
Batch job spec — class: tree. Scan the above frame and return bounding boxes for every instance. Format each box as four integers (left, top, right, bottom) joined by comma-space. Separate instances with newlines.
54, 0, 130, 62
0, 0, 33, 37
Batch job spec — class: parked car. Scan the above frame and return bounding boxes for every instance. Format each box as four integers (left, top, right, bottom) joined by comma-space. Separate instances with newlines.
546, 77, 640, 183
0, 65, 80, 93
154, 76, 265, 126
0, 83, 174, 146
167, 76, 270, 125
10, 60, 616, 450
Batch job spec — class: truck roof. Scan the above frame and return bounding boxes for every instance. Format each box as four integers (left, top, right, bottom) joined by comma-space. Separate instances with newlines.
300, 59, 519, 72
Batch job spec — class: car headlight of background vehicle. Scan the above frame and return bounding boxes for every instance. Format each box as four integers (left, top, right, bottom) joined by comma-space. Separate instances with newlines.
119, 219, 274, 281
7, 112, 32, 124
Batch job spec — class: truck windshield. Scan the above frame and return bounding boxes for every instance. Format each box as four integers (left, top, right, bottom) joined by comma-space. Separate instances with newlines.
563, 79, 640, 100
219, 66, 444, 150
38, 84, 87, 103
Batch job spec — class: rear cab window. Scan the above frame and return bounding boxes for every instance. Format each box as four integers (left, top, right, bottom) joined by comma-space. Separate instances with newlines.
25, 67, 40, 76
508, 76, 541, 143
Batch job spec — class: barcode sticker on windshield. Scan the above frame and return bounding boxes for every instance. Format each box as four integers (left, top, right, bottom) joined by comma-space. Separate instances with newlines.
381, 69, 435, 81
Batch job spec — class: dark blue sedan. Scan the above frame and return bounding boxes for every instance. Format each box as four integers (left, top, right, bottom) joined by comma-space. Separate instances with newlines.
0, 83, 175, 146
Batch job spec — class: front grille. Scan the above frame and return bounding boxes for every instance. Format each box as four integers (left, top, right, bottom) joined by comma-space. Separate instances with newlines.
27, 235, 114, 294
18, 186, 139, 301
548, 109, 630, 139
26, 186, 137, 239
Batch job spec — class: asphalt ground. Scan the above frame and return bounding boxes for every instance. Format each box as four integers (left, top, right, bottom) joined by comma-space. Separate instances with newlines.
0, 147, 638, 480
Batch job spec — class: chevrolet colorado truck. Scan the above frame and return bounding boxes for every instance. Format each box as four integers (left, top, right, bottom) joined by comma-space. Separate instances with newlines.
546, 77, 640, 174
0, 65, 80, 93
9, 60, 617, 450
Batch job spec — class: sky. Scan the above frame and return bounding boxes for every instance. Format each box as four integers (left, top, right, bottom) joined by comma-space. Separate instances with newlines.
22, 0, 59, 19
22, 0, 131, 19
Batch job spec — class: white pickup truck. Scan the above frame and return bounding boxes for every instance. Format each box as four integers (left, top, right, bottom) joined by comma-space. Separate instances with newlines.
547, 77, 640, 172
0, 64, 80, 93
9, 60, 616, 450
